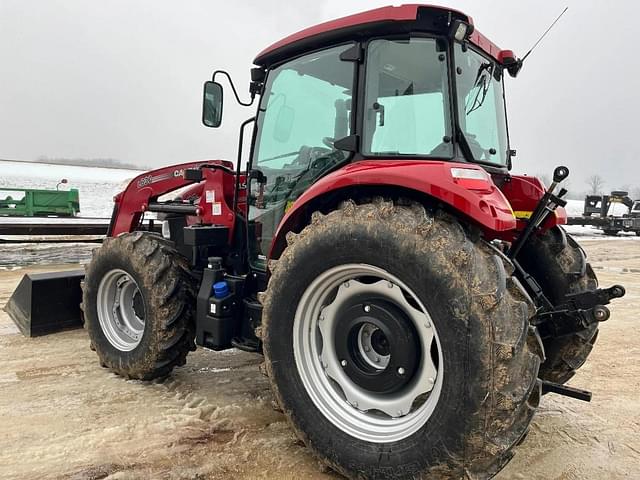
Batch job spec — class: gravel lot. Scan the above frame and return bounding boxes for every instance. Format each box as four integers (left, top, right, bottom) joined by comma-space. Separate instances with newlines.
0, 238, 638, 480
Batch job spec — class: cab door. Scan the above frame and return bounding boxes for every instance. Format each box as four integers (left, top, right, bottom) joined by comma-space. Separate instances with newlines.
247, 44, 356, 270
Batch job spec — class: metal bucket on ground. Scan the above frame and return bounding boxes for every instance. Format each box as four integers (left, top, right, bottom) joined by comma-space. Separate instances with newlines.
4, 270, 85, 336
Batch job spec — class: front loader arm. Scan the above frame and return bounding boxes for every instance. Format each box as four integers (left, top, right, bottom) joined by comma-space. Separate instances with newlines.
108, 160, 235, 237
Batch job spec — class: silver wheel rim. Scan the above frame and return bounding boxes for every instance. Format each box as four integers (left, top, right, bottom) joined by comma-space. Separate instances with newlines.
97, 269, 145, 351
293, 264, 443, 443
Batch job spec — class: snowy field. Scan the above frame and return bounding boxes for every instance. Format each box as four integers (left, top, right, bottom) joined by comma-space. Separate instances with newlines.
0, 159, 143, 218
0, 160, 145, 267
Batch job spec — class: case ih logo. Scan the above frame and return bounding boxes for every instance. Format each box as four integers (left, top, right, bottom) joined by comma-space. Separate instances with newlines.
136, 164, 205, 188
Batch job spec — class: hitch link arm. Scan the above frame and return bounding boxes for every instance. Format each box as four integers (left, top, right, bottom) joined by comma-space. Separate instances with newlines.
534, 284, 626, 338
536, 285, 625, 403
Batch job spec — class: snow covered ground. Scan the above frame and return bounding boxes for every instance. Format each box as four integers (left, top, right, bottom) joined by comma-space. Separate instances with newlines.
1, 240, 639, 479
564, 224, 638, 240
0, 160, 147, 266
0, 159, 143, 218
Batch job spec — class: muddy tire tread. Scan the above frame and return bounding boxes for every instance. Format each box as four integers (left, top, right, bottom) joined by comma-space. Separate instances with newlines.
518, 226, 598, 384
262, 199, 542, 479
83, 232, 195, 380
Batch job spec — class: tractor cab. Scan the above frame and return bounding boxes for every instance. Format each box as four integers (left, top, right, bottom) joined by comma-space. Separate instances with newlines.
203, 5, 519, 270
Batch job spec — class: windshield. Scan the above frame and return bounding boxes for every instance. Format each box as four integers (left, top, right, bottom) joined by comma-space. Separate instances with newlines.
454, 44, 509, 166
363, 38, 453, 157
249, 44, 355, 269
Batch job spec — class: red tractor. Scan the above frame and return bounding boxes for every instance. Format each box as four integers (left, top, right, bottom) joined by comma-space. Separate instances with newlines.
81, 5, 624, 478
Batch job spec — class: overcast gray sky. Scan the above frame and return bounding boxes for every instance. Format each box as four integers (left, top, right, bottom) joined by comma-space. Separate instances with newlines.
0, 0, 638, 192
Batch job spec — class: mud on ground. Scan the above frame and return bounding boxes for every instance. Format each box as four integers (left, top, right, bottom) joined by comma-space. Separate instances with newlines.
0, 239, 638, 480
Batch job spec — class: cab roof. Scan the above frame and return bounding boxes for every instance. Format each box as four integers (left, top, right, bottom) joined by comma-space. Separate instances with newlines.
254, 4, 514, 67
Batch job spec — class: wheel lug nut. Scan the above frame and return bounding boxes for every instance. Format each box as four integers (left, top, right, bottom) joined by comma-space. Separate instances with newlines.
364, 346, 370, 352
374, 357, 380, 363
397, 367, 405, 375
387, 281, 393, 288
363, 304, 371, 313
343, 281, 350, 288
341, 359, 347, 367
428, 377, 435, 385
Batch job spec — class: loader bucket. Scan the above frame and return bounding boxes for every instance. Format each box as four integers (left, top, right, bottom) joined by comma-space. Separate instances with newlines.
4, 270, 85, 337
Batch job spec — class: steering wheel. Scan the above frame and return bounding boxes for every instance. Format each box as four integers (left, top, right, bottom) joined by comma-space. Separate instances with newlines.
289, 145, 331, 167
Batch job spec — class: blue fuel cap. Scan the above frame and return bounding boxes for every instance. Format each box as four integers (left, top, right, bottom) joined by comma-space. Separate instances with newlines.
213, 281, 229, 299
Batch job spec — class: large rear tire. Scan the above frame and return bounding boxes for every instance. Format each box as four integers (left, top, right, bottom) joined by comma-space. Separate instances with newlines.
262, 199, 542, 479
518, 226, 598, 384
83, 232, 196, 380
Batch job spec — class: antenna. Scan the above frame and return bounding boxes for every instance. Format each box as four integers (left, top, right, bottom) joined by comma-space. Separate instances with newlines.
521, 7, 568, 63
506, 7, 568, 77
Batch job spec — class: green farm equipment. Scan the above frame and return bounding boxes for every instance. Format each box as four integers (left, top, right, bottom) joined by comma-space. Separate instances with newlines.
0, 186, 80, 217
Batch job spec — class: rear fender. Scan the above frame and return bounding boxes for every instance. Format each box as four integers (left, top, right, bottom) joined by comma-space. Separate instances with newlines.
499, 175, 567, 234
270, 160, 517, 259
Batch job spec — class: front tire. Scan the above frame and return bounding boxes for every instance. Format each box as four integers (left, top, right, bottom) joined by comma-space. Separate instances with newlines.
262, 199, 542, 479
83, 232, 196, 380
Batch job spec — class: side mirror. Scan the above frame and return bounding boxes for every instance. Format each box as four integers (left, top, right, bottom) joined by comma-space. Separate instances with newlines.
202, 81, 223, 128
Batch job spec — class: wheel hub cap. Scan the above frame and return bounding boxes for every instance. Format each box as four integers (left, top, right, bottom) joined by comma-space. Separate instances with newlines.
293, 264, 443, 443
318, 279, 437, 417
97, 269, 145, 351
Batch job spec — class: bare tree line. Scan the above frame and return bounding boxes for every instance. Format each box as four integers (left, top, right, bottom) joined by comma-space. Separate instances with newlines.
534, 173, 639, 200
35, 156, 146, 170
585, 175, 640, 199
586, 174, 605, 195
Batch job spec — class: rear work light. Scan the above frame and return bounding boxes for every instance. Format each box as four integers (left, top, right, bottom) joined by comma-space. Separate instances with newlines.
449, 19, 474, 42
450, 167, 494, 192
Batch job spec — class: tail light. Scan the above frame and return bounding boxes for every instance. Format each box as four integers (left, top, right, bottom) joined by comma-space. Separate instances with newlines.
450, 167, 494, 192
